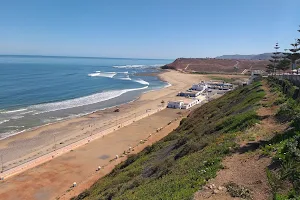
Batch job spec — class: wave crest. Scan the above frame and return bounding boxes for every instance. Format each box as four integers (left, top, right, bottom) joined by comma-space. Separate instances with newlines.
132, 79, 150, 85
30, 86, 148, 114
0, 120, 9, 125
88, 72, 116, 78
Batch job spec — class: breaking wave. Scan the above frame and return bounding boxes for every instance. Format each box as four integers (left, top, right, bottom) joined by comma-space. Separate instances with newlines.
29, 86, 148, 114
119, 76, 132, 80
0, 108, 27, 114
132, 79, 150, 85
0, 120, 9, 125
88, 71, 116, 78
164, 82, 172, 88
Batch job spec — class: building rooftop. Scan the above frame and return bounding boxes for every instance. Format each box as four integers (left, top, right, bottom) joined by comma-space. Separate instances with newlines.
180, 91, 200, 94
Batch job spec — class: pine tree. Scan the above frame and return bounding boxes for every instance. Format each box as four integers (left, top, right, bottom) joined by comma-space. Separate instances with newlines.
277, 58, 291, 72
268, 43, 281, 75
284, 26, 300, 72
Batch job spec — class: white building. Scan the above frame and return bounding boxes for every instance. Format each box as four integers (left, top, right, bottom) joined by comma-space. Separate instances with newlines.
181, 99, 200, 109
177, 90, 201, 97
191, 82, 208, 92
167, 100, 184, 109
167, 98, 201, 109
206, 81, 233, 90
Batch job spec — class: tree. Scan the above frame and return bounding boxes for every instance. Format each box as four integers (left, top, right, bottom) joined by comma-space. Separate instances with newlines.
268, 43, 281, 75
277, 59, 291, 72
266, 63, 275, 74
284, 26, 300, 71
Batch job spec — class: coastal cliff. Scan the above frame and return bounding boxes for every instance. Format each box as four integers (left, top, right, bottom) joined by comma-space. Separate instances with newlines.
163, 58, 269, 73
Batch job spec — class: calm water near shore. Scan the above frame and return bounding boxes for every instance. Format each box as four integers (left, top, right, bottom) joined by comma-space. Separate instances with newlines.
0, 55, 172, 139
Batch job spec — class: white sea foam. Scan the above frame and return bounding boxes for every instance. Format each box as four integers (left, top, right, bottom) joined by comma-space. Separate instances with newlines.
132, 79, 150, 85
19, 110, 34, 115
0, 120, 9, 125
119, 77, 132, 80
10, 115, 24, 120
113, 65, 145, 69
88, 72, 116, 78
30, 86, 148, 114
0, 108, 27, 114
164, 82, 172, 88
6, 125, 25, 128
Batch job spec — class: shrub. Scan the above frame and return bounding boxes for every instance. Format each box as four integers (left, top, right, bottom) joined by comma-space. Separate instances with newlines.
225, 182, 252, 199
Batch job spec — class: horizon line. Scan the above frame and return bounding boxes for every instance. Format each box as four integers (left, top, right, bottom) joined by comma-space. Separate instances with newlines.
0, 54, 174, 61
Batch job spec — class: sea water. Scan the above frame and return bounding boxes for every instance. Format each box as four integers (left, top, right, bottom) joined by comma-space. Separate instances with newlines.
0, 55, 172, 139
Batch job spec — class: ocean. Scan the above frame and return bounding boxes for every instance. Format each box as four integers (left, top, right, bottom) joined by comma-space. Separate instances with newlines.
0, 55, 172, 139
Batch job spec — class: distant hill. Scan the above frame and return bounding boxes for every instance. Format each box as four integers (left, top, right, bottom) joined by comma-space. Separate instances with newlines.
216, 53, 272, 60
163, 58, 269, 73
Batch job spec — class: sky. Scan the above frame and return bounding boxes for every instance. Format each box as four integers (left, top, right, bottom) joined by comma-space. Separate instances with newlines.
0, 0, 299, 59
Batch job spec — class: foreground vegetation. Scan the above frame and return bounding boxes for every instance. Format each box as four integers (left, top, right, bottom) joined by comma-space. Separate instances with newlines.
72, 81, 265, 200
262, 77, 300, 199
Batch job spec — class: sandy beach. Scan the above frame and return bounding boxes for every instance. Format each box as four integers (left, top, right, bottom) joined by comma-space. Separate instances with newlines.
0, 70, 248, 200
0, 70, 207, 199
0, 70, 202, 168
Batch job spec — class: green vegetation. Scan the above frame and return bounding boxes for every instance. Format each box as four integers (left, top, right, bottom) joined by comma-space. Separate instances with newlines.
72, 81, 265, 200
207, 75, 247, 83
225, 182, 252, 200
261, 77, 300, 199
207, 75, 233, 83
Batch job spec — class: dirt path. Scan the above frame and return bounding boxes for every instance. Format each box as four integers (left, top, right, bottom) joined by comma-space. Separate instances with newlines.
194, 80, 288, 200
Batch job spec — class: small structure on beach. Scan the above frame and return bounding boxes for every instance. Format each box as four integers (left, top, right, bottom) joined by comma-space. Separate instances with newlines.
190, 81, 208, 93
206, 81, 233, 90
177, 90, 201, 97
167, 100, 184, 109
167, 98, 200, 109
181, 99, 200, 109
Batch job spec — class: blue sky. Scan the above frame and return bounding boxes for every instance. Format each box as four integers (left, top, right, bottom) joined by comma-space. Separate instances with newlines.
0, 0, 299, 59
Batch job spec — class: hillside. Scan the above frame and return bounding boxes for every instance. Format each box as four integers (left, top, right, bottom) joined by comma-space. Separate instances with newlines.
72, 80, 266, 200
162, 58, 269, 73
216, 53, 272, 60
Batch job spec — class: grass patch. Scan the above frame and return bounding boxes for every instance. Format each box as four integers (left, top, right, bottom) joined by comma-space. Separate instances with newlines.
207, 75, 233, 83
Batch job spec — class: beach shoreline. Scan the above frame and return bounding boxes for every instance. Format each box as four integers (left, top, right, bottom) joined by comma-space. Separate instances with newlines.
0, 70, 199, 173
0, 71, 166, 141
0, 71, 249, 200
